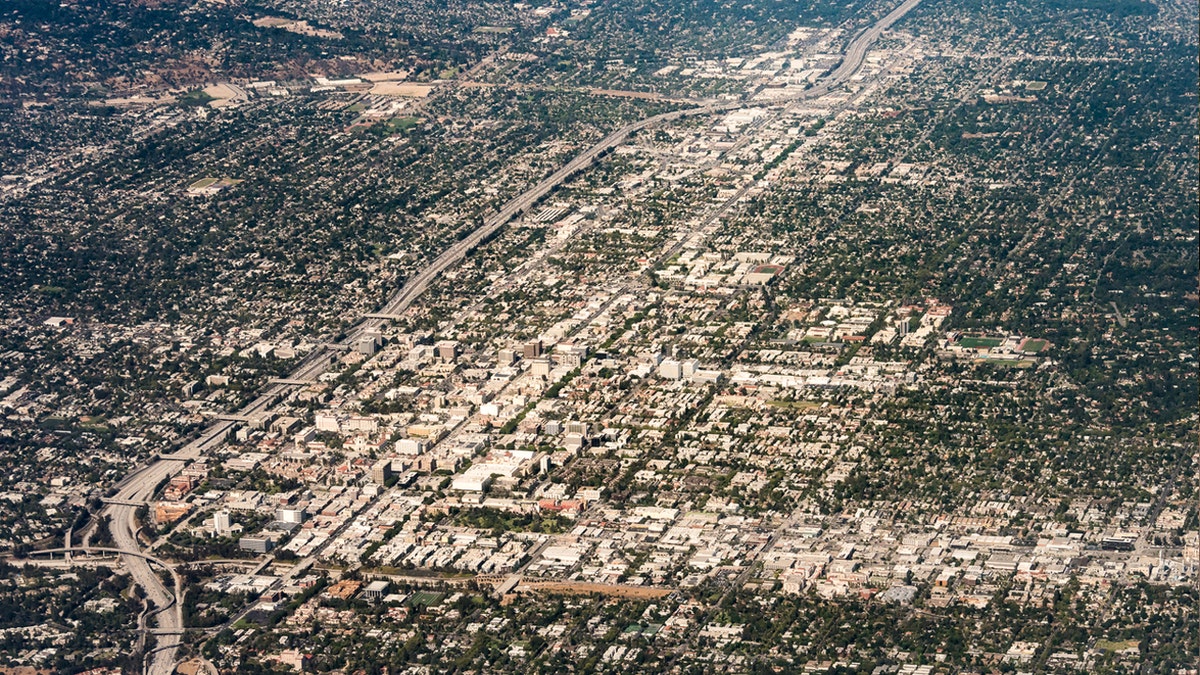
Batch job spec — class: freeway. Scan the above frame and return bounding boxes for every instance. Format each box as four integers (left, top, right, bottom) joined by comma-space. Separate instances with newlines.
828, 0, 924, 85
95, 1, 922, 671
108, 500, 184, 674
16, 546, 184, 670
347, 0, 922, 335
96, 353, 334, 673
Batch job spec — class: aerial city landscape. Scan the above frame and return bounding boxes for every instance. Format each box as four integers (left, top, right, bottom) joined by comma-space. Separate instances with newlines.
0, 0, 1196, 672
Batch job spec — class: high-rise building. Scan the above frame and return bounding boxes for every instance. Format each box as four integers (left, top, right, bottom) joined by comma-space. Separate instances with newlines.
436, 340, 459, 362
658, 359, 683, 380
358, 334, 380, 356
371, 459, 394, 484
556, 343, 588, 368
276, 508, 305, 524
522, 340, 544, 359
213, 511, 232, 535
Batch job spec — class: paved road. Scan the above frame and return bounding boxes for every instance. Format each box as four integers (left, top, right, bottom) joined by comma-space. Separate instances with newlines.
17, 546, 185, 669
107, 504, 184, 673
96, 2, 922, 671
350, 0, 924, 338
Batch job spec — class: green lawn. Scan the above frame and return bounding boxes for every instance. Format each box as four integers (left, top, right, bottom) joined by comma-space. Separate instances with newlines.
958, 336, 1003, 349
388, 116, 421, 131
362, 117, 421, 136
1021, 338, 1049, 353
408, 591, 445, 607
1095, 639, 1139, 653
188, 177, 219, 190
178, 89, 215, 106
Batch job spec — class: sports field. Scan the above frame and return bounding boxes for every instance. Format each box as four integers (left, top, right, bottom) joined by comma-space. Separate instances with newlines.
958, 336, 1003, 349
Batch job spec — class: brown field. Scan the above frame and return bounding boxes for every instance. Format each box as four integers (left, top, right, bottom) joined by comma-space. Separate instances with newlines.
516, 580, 673, 598
370, 82, 436, 97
